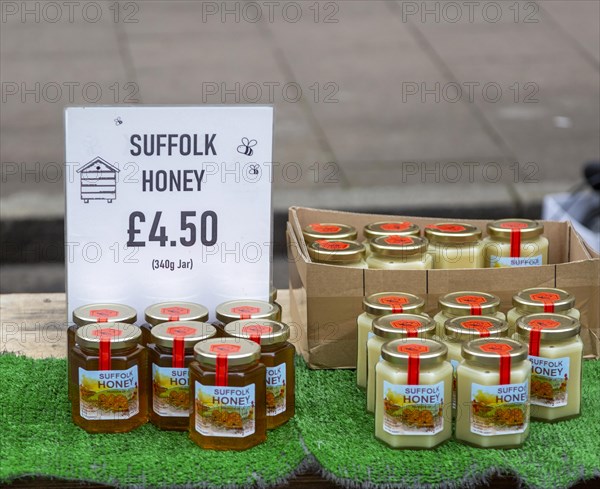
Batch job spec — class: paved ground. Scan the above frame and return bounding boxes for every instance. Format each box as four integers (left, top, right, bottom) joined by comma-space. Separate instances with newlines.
0, 1, 599, 291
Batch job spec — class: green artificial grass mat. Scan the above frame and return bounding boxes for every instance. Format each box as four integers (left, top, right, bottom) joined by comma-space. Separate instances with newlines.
295, 359, 600, 489
0, 355, 306, 488
2, 354, 600, 488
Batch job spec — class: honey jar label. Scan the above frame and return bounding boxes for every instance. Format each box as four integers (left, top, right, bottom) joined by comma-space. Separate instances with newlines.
266, 363, 286, 416
78, 366, 139, 420
194, 382, 256, 438
489, 254, 543, 268
382, 381, 445, 436
470, 382, 529, 436
529, 356, 569, 407
152, 365, 190, 417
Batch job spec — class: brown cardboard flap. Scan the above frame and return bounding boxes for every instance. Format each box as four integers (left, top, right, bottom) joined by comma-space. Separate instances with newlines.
427, 266, 556, 315
287, 224, 309, 361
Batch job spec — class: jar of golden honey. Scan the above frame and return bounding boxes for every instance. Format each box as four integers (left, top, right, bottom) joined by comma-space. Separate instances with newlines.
507, 287, 579, 336
189, 338, 266, 450
363, 221, 420, 256
455, 338, 531, 448
302, 223, 357, 244
484, 219, 548, 268
71, 323, 147, 433
433, 291, 505, 338
357, 292, 427, 390
224, 319, 295, 428
141, 302, 209, 345
307, 239, 367, 268
366, 314, 436, 412
374, 338, 452, 449
443, 316, 508, 412
425, 223, 484, 269
366, 236, 432, 270
516, 313, 582, 422
68, 303, 137, 401
148, 321, 217, 430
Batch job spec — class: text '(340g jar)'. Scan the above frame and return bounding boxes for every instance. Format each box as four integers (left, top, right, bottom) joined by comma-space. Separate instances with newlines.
424, 223, 484, 269
68, 303, 137, 401
456, 338, 531, 448
308, 239, 367, 268
142, 301, 209, 345
356, 292, 427, 390
148, 321, 217, 430
224, 319, 295, 429
71, 323, 147, 433
302, 222, 357, 244
215, 300, 280, 330
484, 219, 548, 268
516, 313, 582, 422
363, 221, 420, 256
443, 316, 509, 412
366, 314, 436, 413
366, 235, 432, 270
434, 291, 505, 338
507, 287, 579, 336
189, 338, 266, 450
375, 338, 452, 449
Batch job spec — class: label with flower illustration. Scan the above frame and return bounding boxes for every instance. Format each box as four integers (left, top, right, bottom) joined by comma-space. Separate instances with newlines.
529, 356, 569, 407
382, 381, 445, 435
78, 366, 139, 420
152, 364, 190, 417
470, 382, 529, 435
266, 363, 286, 416
194, 382, 256, 437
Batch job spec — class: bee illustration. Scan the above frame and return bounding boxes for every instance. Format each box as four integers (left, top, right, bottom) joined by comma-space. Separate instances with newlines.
114, 117, 123, 126
237, 137, 257, 156
249, 164, 260, 175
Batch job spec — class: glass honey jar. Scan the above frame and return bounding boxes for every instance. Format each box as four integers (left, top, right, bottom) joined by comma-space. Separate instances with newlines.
425, 223, 484, 269
357, 292, 427, 390
366, 314, 436, 413
302, 222, 357, 244
68, 303, 137, 401
507, 287, 579, 337
366, 235, 432, 270
215, 300, 280, 334
307, 239, 367, 268
455, 338, 531, 448
141, 301, 209, 345
189, 338, 266, 450
148, 321, 217, 430
515, 313, 583, 422
433, 291, 505, 338
484, 219, 548, 268
363, 221, 420, 256
224, 319, 295, 429
374, 338, 452, 449
71, 323, 147, 433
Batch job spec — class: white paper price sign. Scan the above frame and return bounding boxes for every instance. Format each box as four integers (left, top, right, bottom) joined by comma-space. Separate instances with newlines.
65, 106, 273, 320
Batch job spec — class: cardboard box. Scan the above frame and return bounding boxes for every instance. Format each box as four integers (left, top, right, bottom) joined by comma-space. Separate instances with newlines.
287, 207, 600, 369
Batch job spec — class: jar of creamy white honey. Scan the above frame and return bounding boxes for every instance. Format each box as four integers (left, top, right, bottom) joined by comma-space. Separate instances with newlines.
433, 291, 505, 338
374, 338, 452, 449
366, 236, 432, 270
507, 287, 579, 336
455, 338, 531, 448
363, 221, 420, 256
307, 239, 367, 268
515, 313, 582, 422
424, 223, 484, 269
484, 219, 548, 268
366, 314, 436, 412
357, 292, 427, 389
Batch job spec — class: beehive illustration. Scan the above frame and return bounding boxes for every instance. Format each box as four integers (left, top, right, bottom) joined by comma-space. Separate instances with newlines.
76, 157, 120, 203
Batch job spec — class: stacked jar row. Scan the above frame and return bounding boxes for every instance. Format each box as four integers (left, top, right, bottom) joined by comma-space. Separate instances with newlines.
302, 219, 549, 269
69, 297, 294, 451
356, 288, 583, 449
